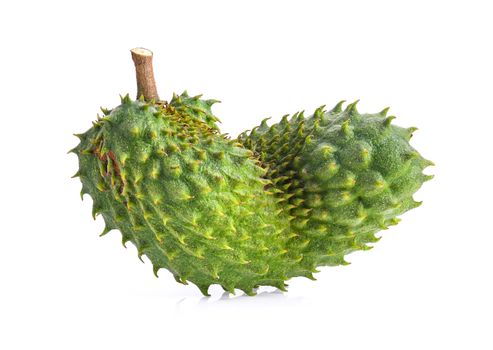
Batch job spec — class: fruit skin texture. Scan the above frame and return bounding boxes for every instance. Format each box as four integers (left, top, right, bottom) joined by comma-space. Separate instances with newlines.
72, 93, 433, 295
238, 101, 433, 274
71, 92, 305, 296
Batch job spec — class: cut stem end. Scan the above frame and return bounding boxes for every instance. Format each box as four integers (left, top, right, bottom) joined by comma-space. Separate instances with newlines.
130, 47, 159, 102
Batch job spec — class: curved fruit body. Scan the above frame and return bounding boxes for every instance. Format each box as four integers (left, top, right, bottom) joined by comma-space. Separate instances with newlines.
71, 93, 302, 295
238, 101, 433, 273
72, 49, 434, 295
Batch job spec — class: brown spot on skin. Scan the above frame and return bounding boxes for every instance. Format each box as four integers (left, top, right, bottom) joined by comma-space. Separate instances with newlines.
93, 142, 126, 195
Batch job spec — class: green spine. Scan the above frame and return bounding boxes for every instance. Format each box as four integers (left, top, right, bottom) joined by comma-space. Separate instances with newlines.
238, 101, 433, 273
71, 93, 310, 295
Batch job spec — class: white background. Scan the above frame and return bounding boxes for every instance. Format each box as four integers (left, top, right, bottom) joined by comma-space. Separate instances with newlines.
1, 1, 492, 349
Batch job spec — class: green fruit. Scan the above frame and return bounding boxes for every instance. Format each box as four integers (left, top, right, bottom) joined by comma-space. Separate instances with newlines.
71, 92, 305, 296
71, 48, 434, 295
238, 101, 433, 273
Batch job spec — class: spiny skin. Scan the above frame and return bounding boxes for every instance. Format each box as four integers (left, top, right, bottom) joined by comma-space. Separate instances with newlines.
71, 92, 308, 296
169, 91, 221, 131
238, 101, 433, 274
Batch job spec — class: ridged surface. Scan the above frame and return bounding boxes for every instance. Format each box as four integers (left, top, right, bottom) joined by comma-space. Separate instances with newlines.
238, 101, 433, 274
72, 94, 433, 295
71, 93, 307, 295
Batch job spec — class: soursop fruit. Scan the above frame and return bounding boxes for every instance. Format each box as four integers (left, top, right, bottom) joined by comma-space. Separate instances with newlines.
71, 48, 433, 295
237, 101, 434, 274
71, 92, 308, 296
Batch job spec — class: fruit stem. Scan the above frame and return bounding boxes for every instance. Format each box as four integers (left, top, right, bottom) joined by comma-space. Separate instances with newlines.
130, 48, 159, 101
